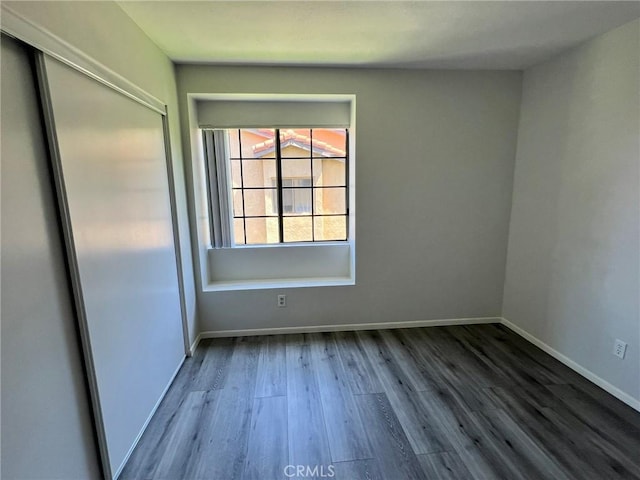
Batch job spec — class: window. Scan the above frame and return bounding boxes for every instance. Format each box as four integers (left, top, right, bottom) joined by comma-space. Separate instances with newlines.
205, 128, 349, 246
191, 95, 355, 289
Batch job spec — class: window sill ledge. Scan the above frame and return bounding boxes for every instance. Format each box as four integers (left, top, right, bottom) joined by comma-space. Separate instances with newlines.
206, 242, 353, 291
204, 276, 355, 292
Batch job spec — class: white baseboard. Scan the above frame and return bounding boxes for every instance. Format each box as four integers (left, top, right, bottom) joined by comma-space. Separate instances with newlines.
194, 315, 639, 412
198, 316, 500, 339
500, 317, 640, 412
113, 355, 186, 480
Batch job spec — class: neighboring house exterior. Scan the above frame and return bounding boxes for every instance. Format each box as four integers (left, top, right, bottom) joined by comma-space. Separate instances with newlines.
228, 128, 347, 244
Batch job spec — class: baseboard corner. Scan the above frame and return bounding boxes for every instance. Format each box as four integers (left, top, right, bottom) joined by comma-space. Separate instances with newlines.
500, 317, 640, 412
188, 332, 202, 357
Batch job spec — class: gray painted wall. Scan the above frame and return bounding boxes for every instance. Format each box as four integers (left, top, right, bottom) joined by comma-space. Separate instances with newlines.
176, 66, 523, 332
503, 19, 640, 403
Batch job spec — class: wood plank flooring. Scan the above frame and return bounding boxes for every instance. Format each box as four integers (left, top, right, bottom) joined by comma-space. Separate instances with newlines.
120, 324, 640, 480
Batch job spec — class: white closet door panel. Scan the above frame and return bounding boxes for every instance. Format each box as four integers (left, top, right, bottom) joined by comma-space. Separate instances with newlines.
43, 55, 184, 477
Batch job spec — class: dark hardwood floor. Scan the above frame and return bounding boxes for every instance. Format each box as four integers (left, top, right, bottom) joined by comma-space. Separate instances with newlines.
120, 324, 640, 480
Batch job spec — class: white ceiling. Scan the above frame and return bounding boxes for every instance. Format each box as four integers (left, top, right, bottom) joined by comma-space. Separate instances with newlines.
117, 1, 640, 69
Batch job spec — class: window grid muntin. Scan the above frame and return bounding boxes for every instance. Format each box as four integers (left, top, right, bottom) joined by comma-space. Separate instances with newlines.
310, 129, 315, 240
230, 128, 349, 244
237, 130, 247, 244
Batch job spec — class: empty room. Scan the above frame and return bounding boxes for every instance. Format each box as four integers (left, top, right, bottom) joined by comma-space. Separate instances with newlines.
1, 1, 639, 479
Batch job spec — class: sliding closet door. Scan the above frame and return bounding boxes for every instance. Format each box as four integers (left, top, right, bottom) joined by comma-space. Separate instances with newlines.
40, 55, 185, 478
1, 35, 101, 480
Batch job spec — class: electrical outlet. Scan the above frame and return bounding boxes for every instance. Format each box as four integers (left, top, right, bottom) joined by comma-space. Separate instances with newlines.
277, 294, 286, 308
613, 339, 627, 359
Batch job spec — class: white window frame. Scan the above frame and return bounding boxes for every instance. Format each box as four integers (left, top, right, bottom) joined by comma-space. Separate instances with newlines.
187, 93, 356, 291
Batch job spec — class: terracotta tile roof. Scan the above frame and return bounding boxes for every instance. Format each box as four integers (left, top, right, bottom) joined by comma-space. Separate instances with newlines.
252, 129, 346, 157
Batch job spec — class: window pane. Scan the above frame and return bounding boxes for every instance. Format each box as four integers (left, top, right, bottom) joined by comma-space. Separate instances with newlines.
311, 128, 347, 158
280, 129, 311, 158
228, 129, 241, 158
245, 217, 279, 244
281, 187, 291, 213
244, 188, 277, 216
314, 187, 346, 215
230, 159, 241, 188
283, 188, 312, 216
228, 129, 277, 159
314, 216, 347, 241
313, 158, 346, 186
233, 218, 245, 245
282, 158, 311, 179
241, 159, 276, 188
219, 127, 350, 246
232, 189, 244, 216
283, 216, 312, 242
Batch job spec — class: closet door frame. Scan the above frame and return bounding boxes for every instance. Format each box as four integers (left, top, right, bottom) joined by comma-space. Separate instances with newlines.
1, 6, 190, 479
